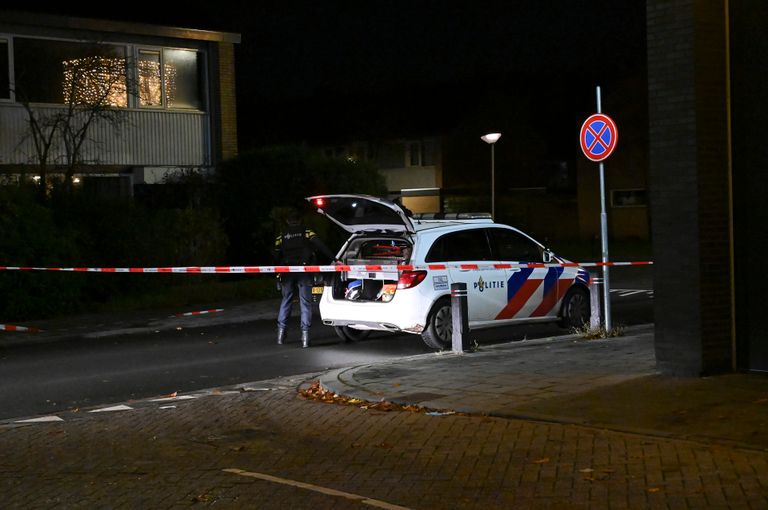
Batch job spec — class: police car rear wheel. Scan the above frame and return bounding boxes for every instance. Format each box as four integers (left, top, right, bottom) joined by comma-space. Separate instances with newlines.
559, 286, 590, 328
334, 326, 371, 343
421, 298, 452, 349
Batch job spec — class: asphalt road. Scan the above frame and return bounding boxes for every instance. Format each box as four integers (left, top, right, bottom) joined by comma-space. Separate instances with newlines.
0, 287, 652, 422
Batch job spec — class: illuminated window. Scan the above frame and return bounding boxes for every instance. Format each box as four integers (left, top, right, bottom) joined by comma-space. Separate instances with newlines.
14, 38, 126, 106
138, 50, 162, 106
0, 39, 9, 100
164, 49, 202, 109
62, 56, 128, 107
137, 47, 202, 110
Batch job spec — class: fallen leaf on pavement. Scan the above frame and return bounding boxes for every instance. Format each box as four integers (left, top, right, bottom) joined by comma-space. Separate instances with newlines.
298, 381, 468, 416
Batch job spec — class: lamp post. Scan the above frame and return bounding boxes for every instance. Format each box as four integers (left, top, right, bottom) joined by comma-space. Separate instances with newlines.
481, 133, 501, 219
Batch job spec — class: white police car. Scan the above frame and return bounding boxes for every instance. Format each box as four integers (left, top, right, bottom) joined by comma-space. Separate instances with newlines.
307, 194, 590, 349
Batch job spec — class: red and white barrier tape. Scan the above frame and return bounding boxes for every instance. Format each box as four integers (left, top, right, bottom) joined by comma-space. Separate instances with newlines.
173, 308, 225, 317
0, 261, 652, 274
0, 324, 42, 333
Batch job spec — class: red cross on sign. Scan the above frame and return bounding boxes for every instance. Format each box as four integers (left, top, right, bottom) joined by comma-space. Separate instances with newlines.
580, 113, 618, 162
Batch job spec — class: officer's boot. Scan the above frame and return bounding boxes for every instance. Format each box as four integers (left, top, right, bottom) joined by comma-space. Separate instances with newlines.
301, 330, 310, 348
277, 327, 286, 345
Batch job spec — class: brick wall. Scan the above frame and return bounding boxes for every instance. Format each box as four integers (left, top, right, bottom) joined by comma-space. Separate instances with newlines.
215, 42, 239, 161
646, 0, 733, 375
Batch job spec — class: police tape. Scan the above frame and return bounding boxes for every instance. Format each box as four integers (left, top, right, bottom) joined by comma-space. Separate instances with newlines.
173, 308, 225, 317
0, 324, 43, 333
0, 261, 652, 273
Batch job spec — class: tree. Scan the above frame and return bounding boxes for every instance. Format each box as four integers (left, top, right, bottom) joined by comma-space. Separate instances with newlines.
14, 47, 137, 196
216, 145, 387, 263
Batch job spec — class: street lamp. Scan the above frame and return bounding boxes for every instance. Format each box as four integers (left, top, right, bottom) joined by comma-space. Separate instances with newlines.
480, 132, 501, 219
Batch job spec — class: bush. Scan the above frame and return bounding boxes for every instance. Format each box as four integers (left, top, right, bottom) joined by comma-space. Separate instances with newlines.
0, 187, 229, 321
0, 188, 85, 320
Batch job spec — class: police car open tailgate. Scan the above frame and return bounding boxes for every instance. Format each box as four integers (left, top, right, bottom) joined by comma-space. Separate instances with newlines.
306, 194, 415, 234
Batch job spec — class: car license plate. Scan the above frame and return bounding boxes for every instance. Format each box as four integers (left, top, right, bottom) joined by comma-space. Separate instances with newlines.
311, 286, 324, 295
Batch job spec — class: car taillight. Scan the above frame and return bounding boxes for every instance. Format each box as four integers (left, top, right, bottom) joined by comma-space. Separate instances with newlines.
397, 270, 427, 289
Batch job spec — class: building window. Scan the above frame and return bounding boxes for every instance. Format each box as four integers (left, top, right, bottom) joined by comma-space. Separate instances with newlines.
137, 47, 203, 110
422, 139, 435, 166
14, 38, 127, 107
611, 189, 648, 208
138, 49, 163, 107
0, 38, 9, 100
408, 142, 421, 166
407, 140, 436, 167
164, 49, 203, 109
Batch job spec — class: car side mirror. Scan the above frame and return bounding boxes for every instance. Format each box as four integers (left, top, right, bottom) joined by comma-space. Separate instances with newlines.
543, 250, 554, 263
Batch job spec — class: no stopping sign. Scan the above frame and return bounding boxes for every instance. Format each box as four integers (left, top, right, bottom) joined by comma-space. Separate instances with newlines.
580, 113, 618, 162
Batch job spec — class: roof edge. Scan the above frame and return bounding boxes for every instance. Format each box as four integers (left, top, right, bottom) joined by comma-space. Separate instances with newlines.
0, 10, 241, 44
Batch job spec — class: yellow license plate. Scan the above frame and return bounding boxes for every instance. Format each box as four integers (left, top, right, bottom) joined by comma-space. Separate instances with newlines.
311, 286, 324, 295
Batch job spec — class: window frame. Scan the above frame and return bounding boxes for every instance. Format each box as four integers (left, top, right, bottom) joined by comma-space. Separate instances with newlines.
158, 46, 207, 111
11, 35, 130, 108
6, 34, 207, 112
135, 46, 165, 109
610, 188, 648, 208
0, 34, 12, 102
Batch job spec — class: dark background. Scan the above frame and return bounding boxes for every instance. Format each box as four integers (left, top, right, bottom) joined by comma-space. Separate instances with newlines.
20, 1, 647, 156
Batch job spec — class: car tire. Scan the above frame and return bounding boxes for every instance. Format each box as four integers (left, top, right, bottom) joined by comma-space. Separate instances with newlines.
559, 286, 590, 328
334, 326, 371, 343
421, 298, 452, 350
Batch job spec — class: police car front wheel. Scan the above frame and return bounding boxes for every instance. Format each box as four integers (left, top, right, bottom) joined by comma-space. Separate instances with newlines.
559, 286, 590, 328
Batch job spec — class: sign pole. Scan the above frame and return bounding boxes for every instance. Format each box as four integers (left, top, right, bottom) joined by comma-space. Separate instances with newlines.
596, 86, 612, 332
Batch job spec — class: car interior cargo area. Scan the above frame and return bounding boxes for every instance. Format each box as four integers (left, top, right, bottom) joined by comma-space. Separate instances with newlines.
331, 237, 412, 302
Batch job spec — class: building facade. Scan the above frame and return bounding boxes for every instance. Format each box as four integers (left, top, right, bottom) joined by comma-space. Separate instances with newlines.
325, 137, 444, 213
0, 11, 239, 189
647, 0, 768, 374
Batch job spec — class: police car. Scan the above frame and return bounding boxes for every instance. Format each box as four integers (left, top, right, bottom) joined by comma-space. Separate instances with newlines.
307, 194, 590, 349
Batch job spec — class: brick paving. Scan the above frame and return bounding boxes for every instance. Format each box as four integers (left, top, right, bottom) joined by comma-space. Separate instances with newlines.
2, 325, 768, 508
2, 381, 768, 509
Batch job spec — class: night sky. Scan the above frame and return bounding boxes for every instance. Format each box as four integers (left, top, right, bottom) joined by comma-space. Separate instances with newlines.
13, 2, 647, 154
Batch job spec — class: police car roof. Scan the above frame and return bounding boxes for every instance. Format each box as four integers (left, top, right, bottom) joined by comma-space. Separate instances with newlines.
410, 215, 495, 232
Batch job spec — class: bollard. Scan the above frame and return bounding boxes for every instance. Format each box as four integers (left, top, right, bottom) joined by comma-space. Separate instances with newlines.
589, 274, 602, 329
450, 282, 470, 353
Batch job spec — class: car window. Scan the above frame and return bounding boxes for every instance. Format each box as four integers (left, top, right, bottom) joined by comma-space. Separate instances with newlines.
488, 227, 542, 262
426, 229, 492, 262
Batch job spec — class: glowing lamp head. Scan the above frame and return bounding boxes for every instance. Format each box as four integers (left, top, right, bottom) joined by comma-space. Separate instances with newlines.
314, 197, 325, 208
481, 132, 502, 144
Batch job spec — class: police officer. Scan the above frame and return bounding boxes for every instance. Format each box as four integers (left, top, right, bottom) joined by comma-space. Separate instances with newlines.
273, 208, 335, 348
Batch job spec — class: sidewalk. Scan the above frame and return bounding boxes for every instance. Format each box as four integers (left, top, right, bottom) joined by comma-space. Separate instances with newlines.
320, 326, 768, 452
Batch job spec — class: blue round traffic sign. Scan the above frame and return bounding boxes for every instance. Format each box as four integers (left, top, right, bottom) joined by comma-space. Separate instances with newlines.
580, 113, 618, 162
